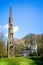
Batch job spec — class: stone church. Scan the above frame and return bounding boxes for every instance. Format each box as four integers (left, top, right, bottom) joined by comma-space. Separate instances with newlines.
7, 6, 15, 57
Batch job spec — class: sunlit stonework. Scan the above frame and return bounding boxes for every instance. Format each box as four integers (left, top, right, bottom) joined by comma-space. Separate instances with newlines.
7, 6, 14, 57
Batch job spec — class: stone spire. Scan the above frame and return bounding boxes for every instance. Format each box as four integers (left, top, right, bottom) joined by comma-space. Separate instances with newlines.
10, 6, 12, 18
9, 6, 13, 25
7, 6, 14, 58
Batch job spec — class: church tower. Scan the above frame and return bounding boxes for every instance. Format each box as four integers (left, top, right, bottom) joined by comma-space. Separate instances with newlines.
7, 6, 14, 57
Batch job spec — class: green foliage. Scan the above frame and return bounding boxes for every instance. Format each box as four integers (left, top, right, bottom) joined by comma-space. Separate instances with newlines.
15, 54, 20, 57
15, 43, 24, 54
0, 32, 7, 58
29, 53, 37, 56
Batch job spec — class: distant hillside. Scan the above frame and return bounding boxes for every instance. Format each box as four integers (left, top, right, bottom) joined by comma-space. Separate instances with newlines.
15, 33, 41, 44
23, 33, 35, 40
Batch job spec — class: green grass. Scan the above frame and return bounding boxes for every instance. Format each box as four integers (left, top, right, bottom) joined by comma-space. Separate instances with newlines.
0, 57, 43, 65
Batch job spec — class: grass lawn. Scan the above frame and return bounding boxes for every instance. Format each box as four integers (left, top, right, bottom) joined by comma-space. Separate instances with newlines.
0, 57, 43, 65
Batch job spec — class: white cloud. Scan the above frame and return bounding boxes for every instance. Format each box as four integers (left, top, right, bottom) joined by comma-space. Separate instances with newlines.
0, 24, 20, 38
13, 26, 19, 33
0, 24, 8, 30
4, 33, 8, 38
0, 26, 2, 28
3, 24, 19, 32
3, 24, 20, 38
3, 24, 8, 29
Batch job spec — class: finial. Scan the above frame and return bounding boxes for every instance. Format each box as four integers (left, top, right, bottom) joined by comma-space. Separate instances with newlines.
10, 5, 12, 18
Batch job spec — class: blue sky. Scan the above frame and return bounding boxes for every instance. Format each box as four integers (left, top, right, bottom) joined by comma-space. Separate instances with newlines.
0, 0, 43, 39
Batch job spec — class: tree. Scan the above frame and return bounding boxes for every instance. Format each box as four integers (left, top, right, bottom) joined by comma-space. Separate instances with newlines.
36, 34, 43, 55
39, 34, 43, 55
0, 32, 7, 58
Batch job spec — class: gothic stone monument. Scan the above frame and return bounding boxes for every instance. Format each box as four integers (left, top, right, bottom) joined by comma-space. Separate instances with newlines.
7, 6, 15, 57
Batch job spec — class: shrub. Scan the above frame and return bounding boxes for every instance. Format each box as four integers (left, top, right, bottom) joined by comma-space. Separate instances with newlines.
40, 54, 43, 60
15, 54, 20, 57
29, 52, 37, 56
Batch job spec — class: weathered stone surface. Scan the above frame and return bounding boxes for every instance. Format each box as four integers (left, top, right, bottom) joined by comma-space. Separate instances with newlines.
7, 6, 15, 57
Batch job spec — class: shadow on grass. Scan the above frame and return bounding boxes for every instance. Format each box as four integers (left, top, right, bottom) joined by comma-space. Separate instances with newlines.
27, 57, 43, 65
